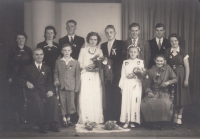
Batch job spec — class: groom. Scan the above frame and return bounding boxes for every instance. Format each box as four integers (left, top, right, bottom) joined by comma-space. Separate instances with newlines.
100, 25, 127, 123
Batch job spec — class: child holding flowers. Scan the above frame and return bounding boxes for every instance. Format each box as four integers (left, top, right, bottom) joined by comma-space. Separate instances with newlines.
119, 46, 145, 128
54, 44, 80, 127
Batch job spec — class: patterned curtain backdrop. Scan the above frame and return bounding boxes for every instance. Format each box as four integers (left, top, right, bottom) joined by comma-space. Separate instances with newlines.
122, 0, 200, 103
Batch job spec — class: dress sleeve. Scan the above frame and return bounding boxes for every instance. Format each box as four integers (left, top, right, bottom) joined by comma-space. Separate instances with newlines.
119, 62, 126, 89
99, 48, 103, 58
7, 48, 14, 79
78, 48, 86, 69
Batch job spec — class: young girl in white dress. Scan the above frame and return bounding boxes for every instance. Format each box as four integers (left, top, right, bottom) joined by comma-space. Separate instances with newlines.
119, 46, 144, 128
77, 32, 104, 124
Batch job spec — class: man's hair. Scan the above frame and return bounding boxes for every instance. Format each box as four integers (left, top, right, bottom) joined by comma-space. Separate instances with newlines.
155, 23, 165, 30
66, 20, 77, 26
33, 48, 43, 55
62, 43, 72, 50
129, 23, 140, 30
105, 25, 116, 32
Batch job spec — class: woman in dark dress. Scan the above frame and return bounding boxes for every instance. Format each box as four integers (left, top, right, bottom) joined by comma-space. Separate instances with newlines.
165, 33, 191, 126
37, 26, 60, 73
141, 55, 177, 130
7, 32, 33, 124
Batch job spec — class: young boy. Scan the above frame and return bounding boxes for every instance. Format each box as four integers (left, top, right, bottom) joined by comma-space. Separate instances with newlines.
54, 43, 80, 127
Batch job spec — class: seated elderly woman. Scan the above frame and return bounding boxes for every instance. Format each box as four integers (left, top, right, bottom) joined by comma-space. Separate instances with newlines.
141, 55, 177, 130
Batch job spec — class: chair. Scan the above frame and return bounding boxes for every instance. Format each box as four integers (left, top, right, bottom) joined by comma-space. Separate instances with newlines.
169, 84, 175, 129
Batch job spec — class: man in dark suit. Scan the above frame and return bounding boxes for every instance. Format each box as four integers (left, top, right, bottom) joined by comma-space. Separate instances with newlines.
100, 25, 127, 123
19, 48, 60, 133
149, 23, 171, 68
59, 20, 85, 60
125, 23, 151, 68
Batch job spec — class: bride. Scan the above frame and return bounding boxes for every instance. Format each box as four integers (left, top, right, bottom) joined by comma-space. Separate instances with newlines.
77, 32, 104, 124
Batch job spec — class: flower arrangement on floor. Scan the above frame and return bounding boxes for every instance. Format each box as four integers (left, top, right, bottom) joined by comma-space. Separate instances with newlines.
84, 118, 96, 131
104, 121, 119, 130
91, 55, 113, 83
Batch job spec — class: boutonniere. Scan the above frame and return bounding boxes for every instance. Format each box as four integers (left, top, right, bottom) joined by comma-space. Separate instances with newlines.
137, 61, 140, 65
145, 75, 149, 79
73, 44, 76, 47
125, 62, 129, 66
163, 46, 165, 49
41, 71, 45, 75
112, 48, 116, 55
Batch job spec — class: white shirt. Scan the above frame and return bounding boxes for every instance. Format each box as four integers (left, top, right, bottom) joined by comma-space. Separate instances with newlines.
35, 62, 42, 70
68, 35, 75, 43
156, 37, 163, 46
131, 38, 139, 46
60, 57, 74, 65
170, 46, 189, 59
107, 39, 115, 55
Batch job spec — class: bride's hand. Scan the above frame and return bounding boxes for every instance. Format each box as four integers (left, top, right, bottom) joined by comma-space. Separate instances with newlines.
87, 64, 95, 69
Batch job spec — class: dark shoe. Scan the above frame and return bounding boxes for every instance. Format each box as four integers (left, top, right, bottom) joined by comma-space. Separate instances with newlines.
39, 123, 48, 133
51, 121, 60, 132
62, 121, 68, 128
67, 120, 74, 126
160, 123, 166, 131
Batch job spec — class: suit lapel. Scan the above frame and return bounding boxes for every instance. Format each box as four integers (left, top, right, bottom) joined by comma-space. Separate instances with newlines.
128, 38, 132, 46
65, 35, 70, 44
110, 40, 117, 57
37, 64, 46, 81
153, 38, 160, 51
73, 35, 77, 44
31, 63, 40, 77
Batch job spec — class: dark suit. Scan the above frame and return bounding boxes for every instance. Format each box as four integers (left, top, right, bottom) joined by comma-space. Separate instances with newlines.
19, 63, 59, 125
100, 39, 127, 122
59, 35, 85, 60
148, 38, 170, 68
125, 38, 151, 68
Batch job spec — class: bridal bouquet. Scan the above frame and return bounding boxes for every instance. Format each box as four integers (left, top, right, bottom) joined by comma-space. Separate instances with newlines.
91, 55, 113, 83
84, 118, 96, 131
132, 67, 147, 81
104, 121, 119, 130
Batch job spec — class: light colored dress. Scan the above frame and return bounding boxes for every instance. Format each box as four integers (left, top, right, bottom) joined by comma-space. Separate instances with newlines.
77, 46, 104, 124
119, 58, 144, 124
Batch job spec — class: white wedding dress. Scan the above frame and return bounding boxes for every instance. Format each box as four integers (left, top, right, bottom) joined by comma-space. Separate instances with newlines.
77, 46, 104, 124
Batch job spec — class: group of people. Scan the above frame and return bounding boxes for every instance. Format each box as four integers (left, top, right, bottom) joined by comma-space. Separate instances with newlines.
7, 20, 191, 133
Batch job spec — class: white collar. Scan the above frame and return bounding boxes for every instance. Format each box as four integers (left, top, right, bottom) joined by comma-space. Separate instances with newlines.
108, 39, 115, 45
131, 37, 139, 41
171, 46, 180, 52
68, 35, 75, 39
156, 37, 163, 42
35, 61, 42, 67
60, 57, 74, 62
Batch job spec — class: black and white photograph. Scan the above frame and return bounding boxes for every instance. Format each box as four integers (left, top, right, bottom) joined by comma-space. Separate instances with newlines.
0, 0, 200, 138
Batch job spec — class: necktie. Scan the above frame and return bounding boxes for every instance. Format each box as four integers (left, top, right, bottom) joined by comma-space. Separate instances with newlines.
158, 39, 162, 50
133, 39, 136, 46
38, 65, 41, 72
71, 36, 74, 44
108, 42, 112, 56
